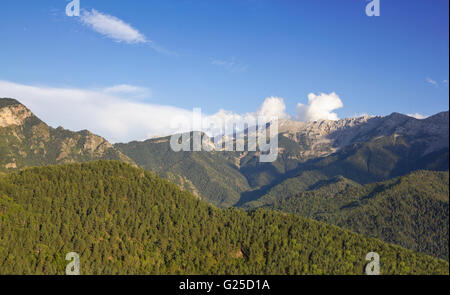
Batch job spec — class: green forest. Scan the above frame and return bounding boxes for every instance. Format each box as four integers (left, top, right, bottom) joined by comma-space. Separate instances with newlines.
257, 171, 449, 260
0, 161, 448, 275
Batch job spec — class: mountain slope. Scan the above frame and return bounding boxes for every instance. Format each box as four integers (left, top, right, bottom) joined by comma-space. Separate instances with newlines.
117, 111, 449, 209
115, 135, 250, 207
254, 171, 449, 260
236, 114, 449, 207
0, 161, 447, 274
0, 98, 133, 172
238, 112, 449, 196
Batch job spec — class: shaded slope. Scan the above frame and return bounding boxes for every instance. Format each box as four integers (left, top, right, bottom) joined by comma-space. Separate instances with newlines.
257, 171, 449, 260
238, 132, 449, 207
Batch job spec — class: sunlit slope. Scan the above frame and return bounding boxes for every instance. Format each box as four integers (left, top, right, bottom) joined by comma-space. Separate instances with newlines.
0, 161, 447, 274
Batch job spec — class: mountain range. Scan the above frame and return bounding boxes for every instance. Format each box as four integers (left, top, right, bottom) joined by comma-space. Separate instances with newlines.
115, 108, 449, 209
0, 97, 448, 272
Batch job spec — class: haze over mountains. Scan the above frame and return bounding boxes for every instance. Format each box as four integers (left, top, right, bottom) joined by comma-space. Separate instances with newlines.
0, 97, 448, 268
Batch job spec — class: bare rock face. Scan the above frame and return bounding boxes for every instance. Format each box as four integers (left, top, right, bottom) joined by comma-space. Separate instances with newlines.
80, 131, 114, 155
278, 115, 374, 136
278, 116, 376, 160
277, 111, 449, 160
0, 104, 33, 127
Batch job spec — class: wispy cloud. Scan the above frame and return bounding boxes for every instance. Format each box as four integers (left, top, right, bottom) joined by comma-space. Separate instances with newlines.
211, 58, 248, 72
80, 9, 147, 44
78, 9, 175, 55
426, 77, 439, 87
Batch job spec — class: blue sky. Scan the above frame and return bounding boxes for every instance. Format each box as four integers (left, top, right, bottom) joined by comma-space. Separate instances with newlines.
0, 0, 448, 142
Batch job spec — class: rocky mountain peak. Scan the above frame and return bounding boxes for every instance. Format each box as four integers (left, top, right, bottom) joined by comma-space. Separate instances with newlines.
278, 115, 375, 137
0, 98, 33, 128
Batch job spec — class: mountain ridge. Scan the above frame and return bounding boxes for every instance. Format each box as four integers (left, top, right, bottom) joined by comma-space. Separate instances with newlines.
127, 110, 448, 199
0, 98, 134, 172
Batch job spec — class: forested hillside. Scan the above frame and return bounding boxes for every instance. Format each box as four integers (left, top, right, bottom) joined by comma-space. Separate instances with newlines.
256, 171, 449, 260
115, 135, 250, 207
0, 161, 447, 274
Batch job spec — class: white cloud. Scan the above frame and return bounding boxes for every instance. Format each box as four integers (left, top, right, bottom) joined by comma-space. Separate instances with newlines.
256, 97, 289, 119
0, 80, 191, 143
426, 77, 438, 87
407, 113, 428, 120
296, 92, 343, 121
1, 80, 351, 143
78, 9, 174, 55
80, 9, 147, 44
200, 97, 289, 137
0, 81, 287, 143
